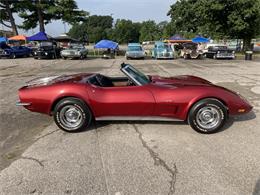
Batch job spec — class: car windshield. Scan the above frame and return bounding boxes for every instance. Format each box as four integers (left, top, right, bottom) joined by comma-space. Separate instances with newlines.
122, 64, 150, 85
128, 46, 142, 51
40, 42, 53, 47
157, 44, 171, 51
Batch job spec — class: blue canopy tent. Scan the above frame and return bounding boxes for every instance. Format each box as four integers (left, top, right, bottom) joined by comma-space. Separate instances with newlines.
0, 37, 8, 43
192, 36, 209, 43
27, 31, 51, 41
94, 40, 118, 50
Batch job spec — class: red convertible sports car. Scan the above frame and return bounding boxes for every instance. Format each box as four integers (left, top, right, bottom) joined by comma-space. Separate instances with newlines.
17, 63, 252, 133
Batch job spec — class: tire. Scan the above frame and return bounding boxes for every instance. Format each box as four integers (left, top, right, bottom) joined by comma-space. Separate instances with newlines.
213, 54, 217, 59
53, 97, 92, 132
188, 98, 227, 134
80, 54, 84, 60
10, 53, 16, 59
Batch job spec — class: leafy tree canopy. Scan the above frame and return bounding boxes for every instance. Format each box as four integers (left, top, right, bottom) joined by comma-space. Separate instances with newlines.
18, 0, 87, 32
168, 0, 260, 49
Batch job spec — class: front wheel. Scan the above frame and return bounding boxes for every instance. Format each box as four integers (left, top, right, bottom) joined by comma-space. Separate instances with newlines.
188, 98, 227, 134
10, 53, 16, 59
54, 97, 92, 132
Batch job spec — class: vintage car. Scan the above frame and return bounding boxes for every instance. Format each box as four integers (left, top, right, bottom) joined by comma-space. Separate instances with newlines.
34, 41, 61, 59
204, 45, 235, 59
181, 42, 204, 59
125, 43, 145, 59
16, 63, 252, 134
61, 44, 88, 59
0, 42, 32, 59
152, 41, 174, 59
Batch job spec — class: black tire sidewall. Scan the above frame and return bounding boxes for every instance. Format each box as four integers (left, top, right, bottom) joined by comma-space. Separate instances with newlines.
188, 99, 227, 134
54, 98, 92, 132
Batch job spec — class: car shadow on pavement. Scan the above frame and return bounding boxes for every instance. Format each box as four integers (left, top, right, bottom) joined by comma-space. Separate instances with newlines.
221, 111, 256, 132
76, 111, 256, 134
253, 177, 260, 195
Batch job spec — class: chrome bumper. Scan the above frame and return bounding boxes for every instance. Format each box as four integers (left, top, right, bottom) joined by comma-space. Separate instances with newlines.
16, 101, 31, 106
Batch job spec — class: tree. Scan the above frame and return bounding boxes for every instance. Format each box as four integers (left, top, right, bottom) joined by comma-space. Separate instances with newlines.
18, 0, 87, 32
68, 15, 113, 43
0, 0, 19, 35
168, 0, 260, 50
139, 20, 161, 42
111, 19, 141, 43
167, 0, 198, 37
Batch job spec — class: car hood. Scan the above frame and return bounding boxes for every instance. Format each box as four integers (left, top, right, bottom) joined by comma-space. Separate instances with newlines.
24, 73, 94, 88
150, 75, 213, 86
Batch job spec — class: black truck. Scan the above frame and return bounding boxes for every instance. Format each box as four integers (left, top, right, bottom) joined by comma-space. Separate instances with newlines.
34, 41, 61, 59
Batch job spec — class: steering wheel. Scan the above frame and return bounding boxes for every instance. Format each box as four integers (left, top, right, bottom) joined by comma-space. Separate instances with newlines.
127, 79, 134, 86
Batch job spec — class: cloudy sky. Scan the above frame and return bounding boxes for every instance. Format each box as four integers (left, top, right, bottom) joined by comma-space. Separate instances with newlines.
12, 0, 175, 36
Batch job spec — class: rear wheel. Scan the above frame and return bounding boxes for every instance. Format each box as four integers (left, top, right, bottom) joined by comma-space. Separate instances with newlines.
188, 98, 227, 133
54, 97, 92, 132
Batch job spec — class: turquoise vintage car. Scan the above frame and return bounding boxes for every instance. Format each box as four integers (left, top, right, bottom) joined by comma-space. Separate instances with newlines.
152, 41, 174, 59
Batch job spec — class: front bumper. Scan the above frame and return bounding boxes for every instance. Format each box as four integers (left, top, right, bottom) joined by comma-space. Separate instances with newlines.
61, 53, 81, 58
16, 101, 31, 106
216, 54, 235, 59
0, 53, 11, 58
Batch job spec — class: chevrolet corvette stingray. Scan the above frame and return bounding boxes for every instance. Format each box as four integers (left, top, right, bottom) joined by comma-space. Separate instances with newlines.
16, 63, 252, 133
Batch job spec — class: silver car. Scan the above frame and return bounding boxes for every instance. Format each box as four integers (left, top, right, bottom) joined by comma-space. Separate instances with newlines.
61, 44, 88, 59
126, 43, 145, 59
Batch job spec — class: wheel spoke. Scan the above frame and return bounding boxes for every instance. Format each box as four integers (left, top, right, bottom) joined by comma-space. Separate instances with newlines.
196, 106, 221, 129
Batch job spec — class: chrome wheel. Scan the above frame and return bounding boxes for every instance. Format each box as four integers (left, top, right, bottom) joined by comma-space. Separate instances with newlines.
195, 106, 221, 129
59, 105, 83, 129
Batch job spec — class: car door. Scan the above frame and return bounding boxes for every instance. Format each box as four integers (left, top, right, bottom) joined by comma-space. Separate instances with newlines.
88, 84, 155, 117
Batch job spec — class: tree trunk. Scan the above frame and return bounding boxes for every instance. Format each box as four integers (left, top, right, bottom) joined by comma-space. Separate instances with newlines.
4, 0, 18, 35
36, 0, 45, 32
243, 38, 252, 51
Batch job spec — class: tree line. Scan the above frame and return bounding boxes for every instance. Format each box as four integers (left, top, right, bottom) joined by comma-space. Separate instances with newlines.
68, 16, 172, 44
1, 0, 260, 49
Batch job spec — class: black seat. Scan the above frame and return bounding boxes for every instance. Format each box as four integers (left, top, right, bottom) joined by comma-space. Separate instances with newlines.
96, 74, 114, 87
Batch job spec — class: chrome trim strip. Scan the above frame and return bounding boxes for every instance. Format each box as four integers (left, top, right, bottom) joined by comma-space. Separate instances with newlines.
16, 101, 31, 106
96, 116, 182, 122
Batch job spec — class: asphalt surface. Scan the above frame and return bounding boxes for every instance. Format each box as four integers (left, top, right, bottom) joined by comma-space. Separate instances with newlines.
0, 57, 260, 195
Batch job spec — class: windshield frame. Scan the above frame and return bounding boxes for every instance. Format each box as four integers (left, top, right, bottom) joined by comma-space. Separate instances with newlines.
121, 64, 150, 86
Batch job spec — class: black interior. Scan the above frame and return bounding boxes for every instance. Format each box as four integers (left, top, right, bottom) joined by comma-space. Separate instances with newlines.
88, 74, 131, 87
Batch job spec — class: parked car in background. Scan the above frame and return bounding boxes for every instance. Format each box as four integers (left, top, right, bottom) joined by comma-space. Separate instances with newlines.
0, 42, 32, 59
61, 44, 88, 59
125, 43, 145, 59
34, 41, 61, 59
181, 42, 203, 59
152, 41, 174, 59
204, 45, 235, 59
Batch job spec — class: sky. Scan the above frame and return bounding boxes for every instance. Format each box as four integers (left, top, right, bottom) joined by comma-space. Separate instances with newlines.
9, 0, 175, 36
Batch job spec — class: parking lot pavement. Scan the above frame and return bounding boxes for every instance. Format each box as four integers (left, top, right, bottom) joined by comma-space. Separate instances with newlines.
0, 57, 260, 194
